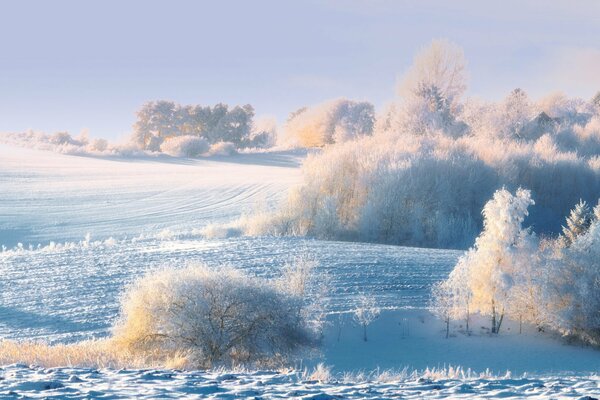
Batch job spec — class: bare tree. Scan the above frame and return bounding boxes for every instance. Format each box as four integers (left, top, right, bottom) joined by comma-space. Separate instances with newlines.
353, 293, 380, 342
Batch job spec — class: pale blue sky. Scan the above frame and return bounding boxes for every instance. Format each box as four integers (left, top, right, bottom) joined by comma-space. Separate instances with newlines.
1, 0, 599, 140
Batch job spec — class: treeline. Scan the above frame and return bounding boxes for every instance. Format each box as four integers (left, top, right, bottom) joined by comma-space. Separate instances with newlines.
131, 101, 276, 152
231, 40, 600, 248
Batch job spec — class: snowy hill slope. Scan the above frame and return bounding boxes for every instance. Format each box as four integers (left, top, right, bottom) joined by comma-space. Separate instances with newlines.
1, 144, 600, 398
0, 144, 303, 247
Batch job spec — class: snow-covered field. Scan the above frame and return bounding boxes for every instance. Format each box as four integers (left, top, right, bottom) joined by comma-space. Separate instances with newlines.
1, 144, 600, 398
2, 364, 600, 399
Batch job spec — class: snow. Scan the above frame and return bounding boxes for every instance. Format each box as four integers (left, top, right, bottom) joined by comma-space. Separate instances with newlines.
0, 144, 304, 247
0, 364, 599, 399
322, 310, 600, 375
1, 143, 600, 398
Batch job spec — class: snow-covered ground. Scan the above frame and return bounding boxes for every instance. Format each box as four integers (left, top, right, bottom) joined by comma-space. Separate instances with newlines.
0, 144, 304, 247
1, 364, 599, 399
1, 144, 599, 398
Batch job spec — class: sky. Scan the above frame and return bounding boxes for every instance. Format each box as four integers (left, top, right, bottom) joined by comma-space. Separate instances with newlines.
1, 0, 599, 140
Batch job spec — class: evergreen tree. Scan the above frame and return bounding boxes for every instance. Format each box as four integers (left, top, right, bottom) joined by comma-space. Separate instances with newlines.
562, 200, 592, 246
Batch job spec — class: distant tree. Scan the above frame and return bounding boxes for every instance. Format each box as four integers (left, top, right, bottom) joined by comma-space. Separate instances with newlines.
594, 201, 600, 222
561, 200, 593, 246
353, 293, 380, 341
502, 88, 532, 139
132, 101, 179, 150
283, 99, 375, 147
592, 91, 600, 108
397, 39, 467, 110
395, 39, 468, 135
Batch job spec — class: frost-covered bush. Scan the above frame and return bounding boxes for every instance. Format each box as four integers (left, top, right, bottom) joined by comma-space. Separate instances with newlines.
0, 130, 131, 156
208, 141, 237, 156
282, 98, 375, 147
113, 264, 320, 368
159, 135, 209, 157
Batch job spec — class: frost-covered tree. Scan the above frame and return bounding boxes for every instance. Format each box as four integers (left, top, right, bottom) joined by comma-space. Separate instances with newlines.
247, 116, 278, 148
353, 294, 380, 342
593, 91, 600, 108
398, 39, 467, 111
283, 98, 375, 147
561, 200, 592, 246
392, 39, 468, 136
501, 88, 533, 139
435, 188, 537, 334
594, 201, 600, 221
432, 189, 600, 343
430, 280, 454, 338
543, 216, 600, 344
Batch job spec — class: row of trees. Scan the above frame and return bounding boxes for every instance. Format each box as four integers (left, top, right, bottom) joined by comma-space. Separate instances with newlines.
129, 97, 377, 154
130, 101, 275, 152
432, 188, 600, 344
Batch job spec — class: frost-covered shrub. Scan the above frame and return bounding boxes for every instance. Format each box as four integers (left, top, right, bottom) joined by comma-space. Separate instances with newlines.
113, 264, 320, 368
0, 130, 128, 156
50, 131, 77, 145
208, 141, 237, 156
283, 98, 375, 147
87, 138, 108, 152
159, 135, 210, 157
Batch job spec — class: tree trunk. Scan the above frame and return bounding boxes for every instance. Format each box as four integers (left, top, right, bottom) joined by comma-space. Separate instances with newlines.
496, 311, 505, 334
363, 323, 368, 342
491, 299, 497, 334
465, 303, 470, 335
519, 315, 522, 334
445, 316, 450, 339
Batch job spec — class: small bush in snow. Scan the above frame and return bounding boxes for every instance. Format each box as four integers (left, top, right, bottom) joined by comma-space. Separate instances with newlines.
113, 263, 320, 368
208, 141, 237, 156
159, 135, 209, 157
